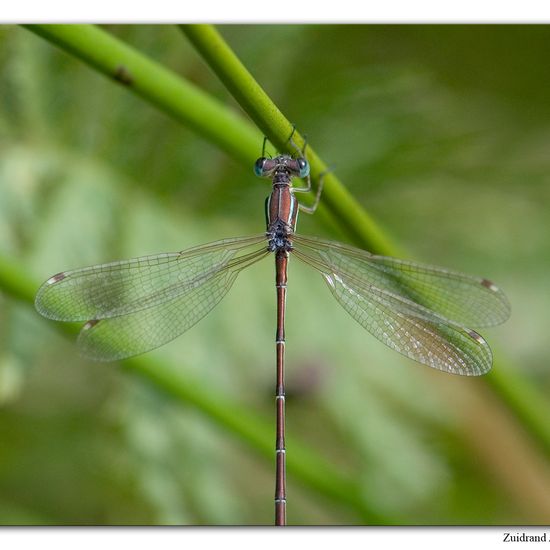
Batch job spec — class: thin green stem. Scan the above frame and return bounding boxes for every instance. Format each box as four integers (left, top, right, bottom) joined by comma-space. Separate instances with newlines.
180, 24, 399, 256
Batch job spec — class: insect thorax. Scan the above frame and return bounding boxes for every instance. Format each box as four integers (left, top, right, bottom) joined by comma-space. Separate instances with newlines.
267, 220, 294, 253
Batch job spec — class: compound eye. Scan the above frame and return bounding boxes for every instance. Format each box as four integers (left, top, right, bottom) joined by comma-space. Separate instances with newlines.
297, 158, 310, 178
255, 157, 278, 177
254, 158, 268, 177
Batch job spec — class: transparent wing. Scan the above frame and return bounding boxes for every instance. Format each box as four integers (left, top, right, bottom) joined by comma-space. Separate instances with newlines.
35, 235, 267, 322
77, 247, 268, 361
292, 235, 510, 328
292, 235, 509, 375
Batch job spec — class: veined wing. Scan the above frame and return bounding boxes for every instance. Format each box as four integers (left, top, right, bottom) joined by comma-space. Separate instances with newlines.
292, 234, 510, 328
292, 235, 509, 375
76, 245, 269, 361
35, 235, 268, 322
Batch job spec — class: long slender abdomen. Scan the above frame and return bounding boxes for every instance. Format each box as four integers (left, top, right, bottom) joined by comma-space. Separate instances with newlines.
274, 250, 288, 525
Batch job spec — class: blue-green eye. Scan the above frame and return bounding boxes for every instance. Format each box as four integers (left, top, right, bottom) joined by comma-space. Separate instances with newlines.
297, 158, 310, 178
254, 158, 266, 177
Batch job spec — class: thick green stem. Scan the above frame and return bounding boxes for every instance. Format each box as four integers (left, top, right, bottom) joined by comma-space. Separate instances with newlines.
22, 24, 262, 166
485, 356, 550, 454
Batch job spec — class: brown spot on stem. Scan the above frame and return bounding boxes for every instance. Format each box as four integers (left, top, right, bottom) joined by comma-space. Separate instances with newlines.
83, 319, 100, 330
113, 65, 134, 86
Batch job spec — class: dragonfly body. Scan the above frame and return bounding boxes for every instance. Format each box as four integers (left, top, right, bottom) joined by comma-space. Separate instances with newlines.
258, 154, 308, 525
35, 145, 510, 526
262, 154, 302, 251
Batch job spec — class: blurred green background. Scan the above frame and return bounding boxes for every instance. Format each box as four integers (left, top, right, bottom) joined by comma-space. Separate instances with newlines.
0, 24, 549, 525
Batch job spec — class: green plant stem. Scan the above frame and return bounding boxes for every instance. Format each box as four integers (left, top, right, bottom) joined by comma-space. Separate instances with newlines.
180, 24, 398, 256
19, 25, 550, 465
485, 356, 550, 454
22, 24, 263, 166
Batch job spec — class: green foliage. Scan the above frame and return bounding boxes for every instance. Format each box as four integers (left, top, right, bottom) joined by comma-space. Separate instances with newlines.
0, 24, 549, 525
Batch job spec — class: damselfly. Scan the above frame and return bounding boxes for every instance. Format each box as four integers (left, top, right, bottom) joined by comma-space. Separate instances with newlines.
35, 138, 510, 526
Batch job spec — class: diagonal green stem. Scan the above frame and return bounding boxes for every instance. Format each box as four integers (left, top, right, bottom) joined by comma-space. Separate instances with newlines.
22, 24, 263, 166
180, 24, 399, 255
